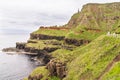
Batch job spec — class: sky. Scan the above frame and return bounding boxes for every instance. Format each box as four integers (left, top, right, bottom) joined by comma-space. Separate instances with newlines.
0, 0, 119, 34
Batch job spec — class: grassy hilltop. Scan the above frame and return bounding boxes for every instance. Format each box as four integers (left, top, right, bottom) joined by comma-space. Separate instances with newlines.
24, 2, 120, 80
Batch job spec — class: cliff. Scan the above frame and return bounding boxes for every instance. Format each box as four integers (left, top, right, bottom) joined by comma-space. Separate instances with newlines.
22, 2, 120, 80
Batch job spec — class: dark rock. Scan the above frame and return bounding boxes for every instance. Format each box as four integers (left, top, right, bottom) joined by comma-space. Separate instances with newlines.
65, 38, 90, 46
30, 34, 65, 41
27, 40, 37, 43
46, 60, 66, 79
28, 75, 33, 80
43, 47, 59, 53
2, 47, 20, 52
38, 74, 43, 79
16, 42, 26, 49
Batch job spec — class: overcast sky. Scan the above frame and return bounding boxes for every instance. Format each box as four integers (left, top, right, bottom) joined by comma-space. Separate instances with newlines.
0, 0, 119, 34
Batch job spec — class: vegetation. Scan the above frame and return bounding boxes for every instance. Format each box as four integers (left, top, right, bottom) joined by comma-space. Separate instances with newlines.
26, 39, 61, 49
33, 29, 69, 36
30, 66, 49, 80
102, 62, 120, 80
52, 49, 72, 62
66, 30, 104, 40
64, 35, 120, 80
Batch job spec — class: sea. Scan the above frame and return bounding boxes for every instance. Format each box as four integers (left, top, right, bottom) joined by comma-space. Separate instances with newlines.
0, 33, 37, 80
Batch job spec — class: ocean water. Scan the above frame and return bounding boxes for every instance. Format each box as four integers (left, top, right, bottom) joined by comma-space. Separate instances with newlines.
0, 34, 37, 80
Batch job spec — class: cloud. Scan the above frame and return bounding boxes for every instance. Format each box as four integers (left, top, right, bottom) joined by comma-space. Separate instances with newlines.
0, 0, 119, 34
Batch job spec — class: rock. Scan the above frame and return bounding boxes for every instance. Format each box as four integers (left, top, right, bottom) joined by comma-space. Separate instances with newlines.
27, 40, 37, 43
46, 59, 66, 79
43, 47, 59, 53
28, 75, 33, 80
30, 34, 65, 41
65, 38, 90, 46
2, 47, 21, 52
38, 74, 43, 79
28, 74, 43, 80
16, 42, 26, 49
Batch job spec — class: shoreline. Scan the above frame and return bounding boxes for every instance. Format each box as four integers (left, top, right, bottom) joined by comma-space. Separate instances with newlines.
2, 47, 47, 66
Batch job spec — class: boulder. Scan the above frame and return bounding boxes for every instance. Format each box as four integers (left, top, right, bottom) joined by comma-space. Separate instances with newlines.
16, 42, 26, 49
46, 59, 66, 79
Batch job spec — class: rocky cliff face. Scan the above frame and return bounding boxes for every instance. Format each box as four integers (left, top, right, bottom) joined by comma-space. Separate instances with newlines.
30, 33, 65, 41
67, 2, 120, 31
46, 59, 66, 79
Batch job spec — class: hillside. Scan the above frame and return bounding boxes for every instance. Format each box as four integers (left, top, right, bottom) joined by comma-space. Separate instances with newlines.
64, 35, 120, 80
66, 2, 120, 40
21, 2, 120, 80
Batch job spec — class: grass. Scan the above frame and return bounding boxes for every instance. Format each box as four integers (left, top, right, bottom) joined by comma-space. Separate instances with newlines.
25, 66, 60, 80
23, 66, 49, 80
31, 66, 49, 77
26, 39, 61, 49
71, 13, 80, 19
66, 30, 104, 40
63, 35, 120, 80
102, 62, 120, 80
52, 49, 72, 62
32, 28, 69, 36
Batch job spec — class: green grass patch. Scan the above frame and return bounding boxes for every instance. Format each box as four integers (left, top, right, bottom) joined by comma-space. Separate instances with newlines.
71, 13, 80, 19
24, 66, 60, 80
26, 39, 61, 49
52, 49, 72, 62
66, 30, 104, 40
23, 66, 49, 80
64, 35, 120, 80
32, 29, 69, 36
102, 62, 120, 80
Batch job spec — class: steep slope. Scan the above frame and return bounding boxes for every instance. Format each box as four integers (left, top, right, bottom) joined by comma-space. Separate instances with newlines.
66, 2, 120, 40
102, 61, 120, 80
67, 2, 120, 30
64, 34, 120, 80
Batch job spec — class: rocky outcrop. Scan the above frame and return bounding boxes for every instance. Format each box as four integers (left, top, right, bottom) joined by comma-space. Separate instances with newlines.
2, 47, 21, 52
28, 74, 43, 80
43, 40, 62, 45
40, 26, 70, 30
43, 47, 59, 53
16, 42, 26, 49
65, 38, 90, 46
27, 40, 37, 43
46, 59, 66, 79
67, 2, 120, 31
24, 47, 52, 64
30, 34, 65, 40
24, 46, 58, 53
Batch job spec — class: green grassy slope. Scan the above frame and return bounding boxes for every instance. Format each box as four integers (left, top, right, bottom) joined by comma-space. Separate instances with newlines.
25, 34, 120, 80
64, 35, 120, 80
102, 62, 120, 80
33, 28, 69, 36
66, 2, 120, 40
26, 39, 61, 49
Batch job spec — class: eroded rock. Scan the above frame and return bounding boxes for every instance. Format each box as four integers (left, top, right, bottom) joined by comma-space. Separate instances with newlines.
16, 42, 26, 49
30, 34, 65, 40
46, 59, 66, 79
28, 74, 43, 80
65, 38, 90, 46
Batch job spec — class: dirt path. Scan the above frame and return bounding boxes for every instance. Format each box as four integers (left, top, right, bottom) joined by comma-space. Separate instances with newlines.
97, 54, 120, 80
